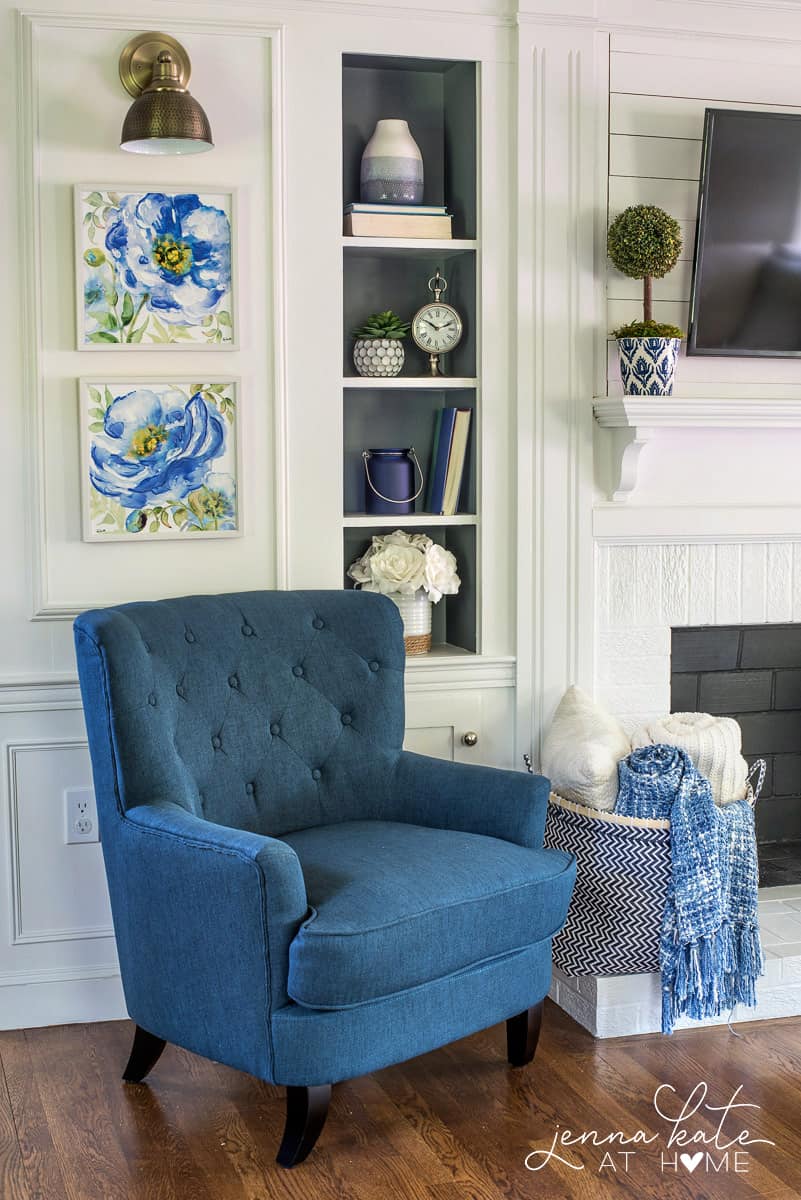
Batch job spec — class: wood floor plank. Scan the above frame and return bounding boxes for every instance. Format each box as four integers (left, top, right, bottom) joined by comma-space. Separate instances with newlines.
0, 1044, 30, 1200
87, 1022, 222, 1200
0, 1031, 68, 1200
2, 1003, 799, 1199
21, 1024, 140, 1200
624, 1024, 801, 1195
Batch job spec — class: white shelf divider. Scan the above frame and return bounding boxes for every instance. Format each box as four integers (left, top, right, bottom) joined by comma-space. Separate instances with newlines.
343, 514, 478, 528
343, 376, 478, 389
342, 236, 478, 252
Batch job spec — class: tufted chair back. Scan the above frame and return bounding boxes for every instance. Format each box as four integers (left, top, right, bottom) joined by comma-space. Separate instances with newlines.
74, 590, 406, 837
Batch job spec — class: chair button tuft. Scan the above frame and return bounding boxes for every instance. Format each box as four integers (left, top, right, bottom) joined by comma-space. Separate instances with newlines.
270, 723, 280, 736
293, 665, 304, 677
148, 693, 157, 706
176, 684, 186, 699
341, 713, 352, 726
312, 617, 324, 630
142, 641, 151, 653
242, 624, 253, 637
228, 674, 238, 689
245, 782, 255, 796
211, 735, 222, 750
369, 661, 380, 672
311, 768, 322, 781
185, 630, 196, 644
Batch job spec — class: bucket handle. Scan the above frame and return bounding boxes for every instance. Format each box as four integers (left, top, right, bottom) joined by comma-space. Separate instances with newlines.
747, 758, 766, 806
362, 448, 425, 505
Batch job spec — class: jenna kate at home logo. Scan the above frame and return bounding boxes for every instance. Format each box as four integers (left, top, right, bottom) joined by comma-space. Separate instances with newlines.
525, 1083, 775, 1176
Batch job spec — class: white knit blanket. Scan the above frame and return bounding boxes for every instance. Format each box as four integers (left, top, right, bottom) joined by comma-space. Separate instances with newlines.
630, 712, 748, 806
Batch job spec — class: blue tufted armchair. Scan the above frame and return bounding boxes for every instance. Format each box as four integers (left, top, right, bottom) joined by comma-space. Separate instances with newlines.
74, 590, 575, 1167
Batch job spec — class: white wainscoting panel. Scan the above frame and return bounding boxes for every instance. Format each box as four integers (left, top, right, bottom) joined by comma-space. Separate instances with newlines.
8, 740, 112, 945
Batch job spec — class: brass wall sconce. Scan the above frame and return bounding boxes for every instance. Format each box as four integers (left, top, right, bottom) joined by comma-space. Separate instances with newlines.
119, 32, 213, 155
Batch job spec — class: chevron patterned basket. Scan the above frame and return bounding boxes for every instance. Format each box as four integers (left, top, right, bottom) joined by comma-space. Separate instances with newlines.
541, 760, 763, 977
543, 793, 671, 976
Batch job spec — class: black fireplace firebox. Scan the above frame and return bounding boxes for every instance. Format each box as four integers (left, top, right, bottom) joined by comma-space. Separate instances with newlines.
671, 624, 801, 888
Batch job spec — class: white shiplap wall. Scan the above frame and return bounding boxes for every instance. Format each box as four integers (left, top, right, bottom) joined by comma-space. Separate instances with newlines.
607, 39, 801, 397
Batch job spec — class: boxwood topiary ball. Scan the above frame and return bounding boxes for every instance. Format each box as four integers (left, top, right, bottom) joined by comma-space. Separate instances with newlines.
607, 205, 682, 280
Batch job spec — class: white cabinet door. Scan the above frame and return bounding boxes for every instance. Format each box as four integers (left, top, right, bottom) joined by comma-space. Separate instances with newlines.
403, 693, 483, 764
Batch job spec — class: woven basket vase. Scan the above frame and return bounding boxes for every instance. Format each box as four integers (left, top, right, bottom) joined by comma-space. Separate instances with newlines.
391, 589, 432, 655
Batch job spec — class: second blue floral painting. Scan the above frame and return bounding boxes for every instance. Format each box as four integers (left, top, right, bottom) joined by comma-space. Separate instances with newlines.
75, 187, 235, 348
80, 380, 240, 540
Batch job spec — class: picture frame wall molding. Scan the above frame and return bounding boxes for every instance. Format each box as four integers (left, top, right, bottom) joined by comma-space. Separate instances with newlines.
15, 8, 289, 620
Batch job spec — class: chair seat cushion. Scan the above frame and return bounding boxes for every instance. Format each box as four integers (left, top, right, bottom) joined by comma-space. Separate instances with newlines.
280, 820, 575, 1010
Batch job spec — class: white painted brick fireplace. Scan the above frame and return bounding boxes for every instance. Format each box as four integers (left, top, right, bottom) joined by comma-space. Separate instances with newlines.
549, 541, 801, 1037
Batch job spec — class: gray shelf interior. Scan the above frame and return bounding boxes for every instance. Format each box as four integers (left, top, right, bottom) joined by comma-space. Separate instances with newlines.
344, 387, 476, 515
342, 55, 477, 240
344, 248, 476, 378
343, 523, 477, 653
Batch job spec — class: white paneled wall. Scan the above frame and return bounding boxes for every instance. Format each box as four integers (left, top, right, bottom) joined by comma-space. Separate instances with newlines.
606, 40, 801, 397
0, 4, 279, 1031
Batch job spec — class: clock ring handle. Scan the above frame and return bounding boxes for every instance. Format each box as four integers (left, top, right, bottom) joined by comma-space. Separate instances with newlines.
427, 272, 447, 296
362, 448, 425, 505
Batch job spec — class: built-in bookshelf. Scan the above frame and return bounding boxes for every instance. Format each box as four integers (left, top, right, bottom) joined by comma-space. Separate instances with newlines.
341, 53, 479, 656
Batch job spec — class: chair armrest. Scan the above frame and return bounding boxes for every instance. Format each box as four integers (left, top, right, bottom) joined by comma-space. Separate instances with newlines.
109, 801, 308, 1081
390, 751, 550, 849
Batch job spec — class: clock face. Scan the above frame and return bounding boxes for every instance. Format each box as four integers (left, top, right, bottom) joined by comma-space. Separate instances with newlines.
412, 303, 463, 355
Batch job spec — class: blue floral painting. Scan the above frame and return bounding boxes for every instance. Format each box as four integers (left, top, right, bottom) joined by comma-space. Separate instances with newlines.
80, 380, 240, 540
76, 188, 234, 348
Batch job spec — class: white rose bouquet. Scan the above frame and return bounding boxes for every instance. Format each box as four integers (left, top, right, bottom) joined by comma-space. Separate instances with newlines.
347, 530, 460, 603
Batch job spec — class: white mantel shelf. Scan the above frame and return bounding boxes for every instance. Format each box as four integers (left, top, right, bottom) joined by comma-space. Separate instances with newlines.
595, 395, 801, 430
594, 396, 801, 502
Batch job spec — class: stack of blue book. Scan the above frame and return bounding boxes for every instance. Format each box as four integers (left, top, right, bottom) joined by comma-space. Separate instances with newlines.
426, 408, 472, 516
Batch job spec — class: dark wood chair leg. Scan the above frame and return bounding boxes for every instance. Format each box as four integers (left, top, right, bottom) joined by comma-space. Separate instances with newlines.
122, 1025, 167, 1083
276, 1084, 332, 1168
506, 1001, 543, 1067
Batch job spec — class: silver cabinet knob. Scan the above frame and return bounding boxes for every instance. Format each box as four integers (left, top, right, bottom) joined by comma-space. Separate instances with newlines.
462, 731, 479, 747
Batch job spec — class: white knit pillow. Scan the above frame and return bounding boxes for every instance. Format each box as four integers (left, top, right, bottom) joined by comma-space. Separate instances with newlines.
541, 686, 632, 812
630, 712, 748, 806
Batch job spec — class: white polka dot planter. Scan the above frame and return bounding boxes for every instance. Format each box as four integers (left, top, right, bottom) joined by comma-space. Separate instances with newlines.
353, 338, 405, 378
617, 336, 681, 396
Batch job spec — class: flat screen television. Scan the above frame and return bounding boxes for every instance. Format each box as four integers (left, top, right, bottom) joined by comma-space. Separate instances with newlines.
688, 108, 801, 357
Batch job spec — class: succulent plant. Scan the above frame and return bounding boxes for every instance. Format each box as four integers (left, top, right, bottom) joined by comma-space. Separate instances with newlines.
608, 205, 683, 333
352, 310, 410, 340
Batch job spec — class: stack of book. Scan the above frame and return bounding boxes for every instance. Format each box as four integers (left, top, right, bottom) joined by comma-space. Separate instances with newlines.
426, 408, 472, 516
344, 203, 452, 239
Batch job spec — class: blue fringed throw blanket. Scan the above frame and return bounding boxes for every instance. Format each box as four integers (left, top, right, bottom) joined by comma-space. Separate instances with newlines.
616, 744, 762, 1034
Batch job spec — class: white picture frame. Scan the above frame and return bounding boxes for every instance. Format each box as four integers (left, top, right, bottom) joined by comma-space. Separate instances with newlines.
74, 185, 238, 350
79, 377, 243, 542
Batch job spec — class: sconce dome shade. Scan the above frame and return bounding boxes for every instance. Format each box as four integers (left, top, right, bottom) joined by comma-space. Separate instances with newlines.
120, 88, 213, 155
119, 38, 213, 155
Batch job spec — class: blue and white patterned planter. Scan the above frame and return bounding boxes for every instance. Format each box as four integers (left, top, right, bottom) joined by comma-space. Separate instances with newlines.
617, 337, 681, 396
360, 119, 423, 205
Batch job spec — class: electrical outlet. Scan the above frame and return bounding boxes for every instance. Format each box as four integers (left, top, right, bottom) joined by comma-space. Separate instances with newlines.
64, 786, 99, 845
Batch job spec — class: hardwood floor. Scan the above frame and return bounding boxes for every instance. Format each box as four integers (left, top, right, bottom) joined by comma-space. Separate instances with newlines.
1, 1001, 799, 1199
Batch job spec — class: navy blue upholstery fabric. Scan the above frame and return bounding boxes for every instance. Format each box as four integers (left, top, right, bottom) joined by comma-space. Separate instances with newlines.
282, 820, 575, 1009
74, 589, 575, 1088
75, 590, 405, 835
271, 939, 555, 1085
